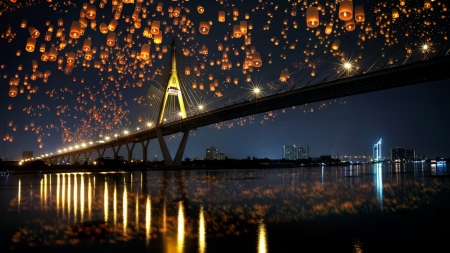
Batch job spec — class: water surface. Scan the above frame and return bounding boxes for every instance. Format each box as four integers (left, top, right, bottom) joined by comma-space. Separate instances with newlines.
1, 163, 450, 252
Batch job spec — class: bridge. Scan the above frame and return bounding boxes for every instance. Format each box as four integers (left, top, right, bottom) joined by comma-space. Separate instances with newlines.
40, 42, 450, 167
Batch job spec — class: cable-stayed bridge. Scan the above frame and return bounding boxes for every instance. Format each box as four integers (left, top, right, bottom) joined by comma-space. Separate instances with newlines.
41, 43, 450, 167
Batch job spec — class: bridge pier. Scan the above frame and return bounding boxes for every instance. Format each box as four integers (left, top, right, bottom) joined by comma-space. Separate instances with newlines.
141, 139, 150, 162
111, 144, 122, 159
156, 128, 190, 167
97, 148, 106, 159
125, 142, 136, 163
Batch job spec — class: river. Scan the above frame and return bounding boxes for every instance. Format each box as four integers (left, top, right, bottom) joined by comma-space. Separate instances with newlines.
1, 163, 449, 252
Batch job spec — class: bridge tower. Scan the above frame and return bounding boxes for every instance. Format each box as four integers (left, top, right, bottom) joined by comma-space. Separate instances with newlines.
156, 38, 189, 167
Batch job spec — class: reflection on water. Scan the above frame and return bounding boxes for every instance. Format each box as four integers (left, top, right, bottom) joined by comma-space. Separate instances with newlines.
2, 163, 450, 252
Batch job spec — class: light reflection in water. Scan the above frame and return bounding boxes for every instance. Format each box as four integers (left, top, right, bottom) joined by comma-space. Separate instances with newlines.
104, 181, 108, 222
80, 174, 85, 222
177, 201, 185, 253
88, 176, 92, 220
67, 174, 71, 221
5, 167, 450, 251
376, 164, 383, 209
257, 221, 268, 253
123, 185, 128, 236
44, 174, 47, 208
198, 205, 206, 253
74, 174, 78, 223
145, 195, 151, 247
17, 179, 21, 213
62, 174, 65, 218
40, 178, 43, 209
56, 174, 59, 217
114, 183, 117, 227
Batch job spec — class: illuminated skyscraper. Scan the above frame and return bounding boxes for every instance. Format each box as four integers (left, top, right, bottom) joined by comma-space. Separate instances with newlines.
373, 139, 382, 161
283, 145, 296, 160
283, 145, 309, 160
297, 145, 310, 159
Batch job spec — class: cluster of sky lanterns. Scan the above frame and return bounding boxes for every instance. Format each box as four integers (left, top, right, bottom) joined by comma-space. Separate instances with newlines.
0, 0, 448, 151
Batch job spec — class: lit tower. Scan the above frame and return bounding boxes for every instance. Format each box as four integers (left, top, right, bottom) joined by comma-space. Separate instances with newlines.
155, 38, 189, 167
157, 37, 187, 126
373, 138, 382, 162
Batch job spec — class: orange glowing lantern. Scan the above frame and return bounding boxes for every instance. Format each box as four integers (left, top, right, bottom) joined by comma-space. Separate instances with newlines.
70, 21, 81, 38
339, 0, 353, 21
25, 37, 36, 52
306, 7, 319, 28
107, 32, 116, 46
218, 11, 225, 22
151, 20, 160, 35
140, 43, 150, 59
199, 22, 210, 35
28, 27, 40, 38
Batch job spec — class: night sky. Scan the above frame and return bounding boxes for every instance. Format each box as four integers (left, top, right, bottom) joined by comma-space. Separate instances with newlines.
0, 0, 449, 161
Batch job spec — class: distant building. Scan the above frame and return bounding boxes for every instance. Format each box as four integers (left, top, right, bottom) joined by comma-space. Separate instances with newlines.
389, 147, 415, 162
283, 145, 296, 160
297, 145, 309, 159
283, 145, 310, 160
23, 150, 33, 160
218, 153, 226, 160
206, 146, 219, 160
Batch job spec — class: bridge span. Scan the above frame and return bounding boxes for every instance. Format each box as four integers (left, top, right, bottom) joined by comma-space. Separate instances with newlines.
43, 54, 450, 166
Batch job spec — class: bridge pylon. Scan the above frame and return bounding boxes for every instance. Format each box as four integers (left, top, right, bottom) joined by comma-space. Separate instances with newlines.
156, 38, 189, 167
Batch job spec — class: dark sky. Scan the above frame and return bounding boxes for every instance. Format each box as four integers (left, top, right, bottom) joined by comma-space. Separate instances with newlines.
0, 0, 449, 161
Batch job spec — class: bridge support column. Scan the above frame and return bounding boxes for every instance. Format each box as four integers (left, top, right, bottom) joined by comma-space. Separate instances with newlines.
111, 144, 121, 159
141, 140, 150, 162
156, 128, 174, 167
97, 148, 106, 159
84, 151, 92, 164
174, 130, 189, 166
156, 128, 190, 167
125, 142, 136, 163
59, 156, 64, 164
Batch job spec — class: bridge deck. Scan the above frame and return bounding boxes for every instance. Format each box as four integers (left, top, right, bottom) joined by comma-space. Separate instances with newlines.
48, 55, 450, 160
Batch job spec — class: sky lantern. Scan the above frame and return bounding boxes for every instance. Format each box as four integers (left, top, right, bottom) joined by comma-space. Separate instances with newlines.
25, 37, 36, 52
41, 52, 49, 62
325, 23, 333, 34
233, 25, 242, 38
233, 7, 239, 17
332, 39, 341, 50
218, 11, 225, 22
424, 0, 431, 9
199, 22, 210, 35
58, 18, 63, 26
306, 7, 319, 28
185, 66, 190, 75
355, 5, 365, 23
240, 21, 248, 34
392, 8, 399, 19
86, 4, 96, 19
9, 86, 18, 97
66, 52, 75, 63
345, 19, 355, 31
107, 32, 116, 46
140, 43, 150, 60
85, 50, 92, 60
156, 2, 163, 12
197, 5, 204, 14
48, 46, 58, 61
28, 27, 40, 38
83, 38, 91, 51
199, 83, 204, 90
151, 21, 160, 35
252, 52, 262, 67
108, 20, 118, 31
44, 31, 52, 41
192, 81, 197, 89
173, 7, 181, 17
279, 69, 289, 82
20, 19, 27, 28
153, 32, 162, 44
339, 0, 353, 21
70, 21, 81, 39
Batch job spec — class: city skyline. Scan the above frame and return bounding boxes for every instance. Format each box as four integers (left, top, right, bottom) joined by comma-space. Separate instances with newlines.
1, 1, 449, 161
